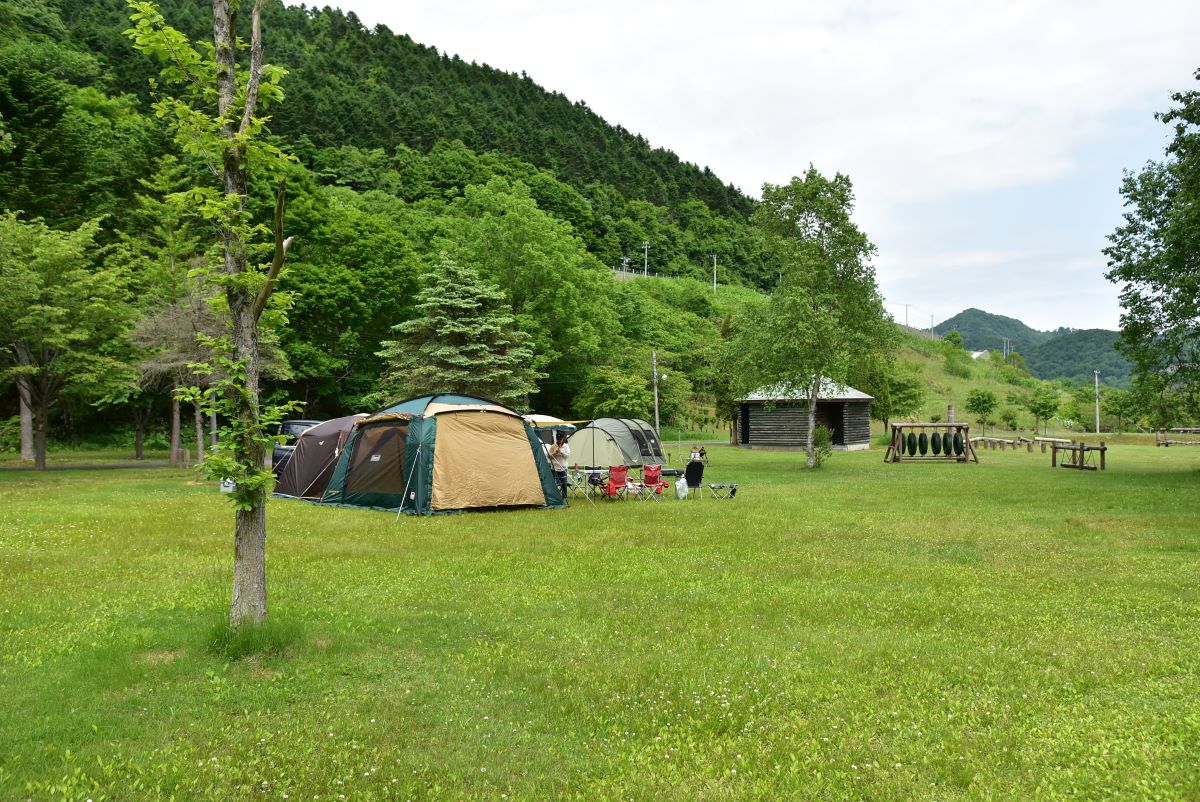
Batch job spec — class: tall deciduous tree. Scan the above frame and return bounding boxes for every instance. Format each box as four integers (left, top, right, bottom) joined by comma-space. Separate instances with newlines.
126, 0, 295, 628
733, 167, 896, 467
376, 256, 543, 408
0, 213, 135, 469
1105, 68, 1200, 420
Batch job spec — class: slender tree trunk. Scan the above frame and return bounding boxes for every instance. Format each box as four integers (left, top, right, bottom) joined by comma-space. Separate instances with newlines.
216, 0, 268, 628
133, 402, 150, 461
169, 389, 182, 467
194, 400, 205, 466
17, 376, 34, 461
33, 403, 47, 471
805, 377, 819, 468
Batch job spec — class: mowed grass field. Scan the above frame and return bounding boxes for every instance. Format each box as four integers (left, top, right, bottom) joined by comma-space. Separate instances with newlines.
2, 445, 1199, 800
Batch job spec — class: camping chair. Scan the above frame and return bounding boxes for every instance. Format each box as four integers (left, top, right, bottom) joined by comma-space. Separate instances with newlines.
638, 464, 669, 502
602, 465, 632, 500
684, 460, 705, 500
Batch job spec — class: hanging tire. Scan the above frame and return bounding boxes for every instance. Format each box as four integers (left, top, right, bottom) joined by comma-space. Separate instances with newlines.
930, 432, 942, 455
918, 432, 929, 455
953, 432, 964, 456
906, 432, 918, 456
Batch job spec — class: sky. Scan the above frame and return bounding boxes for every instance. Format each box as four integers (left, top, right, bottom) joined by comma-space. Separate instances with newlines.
288, 1, 1200, 333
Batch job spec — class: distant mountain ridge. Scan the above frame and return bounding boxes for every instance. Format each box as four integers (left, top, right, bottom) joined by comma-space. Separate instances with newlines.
933, 308, 1131, 387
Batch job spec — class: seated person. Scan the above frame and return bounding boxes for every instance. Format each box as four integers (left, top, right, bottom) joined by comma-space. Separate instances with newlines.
689, 445, 701, 461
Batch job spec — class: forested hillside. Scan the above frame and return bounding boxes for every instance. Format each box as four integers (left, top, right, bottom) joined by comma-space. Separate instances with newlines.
933, 308, 1053, 353
56, 0, 780, 287
1023, 329, 1132, 388
934, 308, 1130, 387
1, 0, 793, 451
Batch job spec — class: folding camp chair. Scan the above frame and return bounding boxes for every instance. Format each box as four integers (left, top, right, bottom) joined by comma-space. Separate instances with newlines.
684, 460, 705, 500
637, 464, 669, 502
602, 465, 632, 500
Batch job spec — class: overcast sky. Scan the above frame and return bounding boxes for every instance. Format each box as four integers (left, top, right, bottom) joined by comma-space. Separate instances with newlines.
287, 1, 1200, 333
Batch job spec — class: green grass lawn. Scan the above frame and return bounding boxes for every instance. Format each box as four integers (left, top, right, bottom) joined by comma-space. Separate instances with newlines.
2, 445, 1199, 800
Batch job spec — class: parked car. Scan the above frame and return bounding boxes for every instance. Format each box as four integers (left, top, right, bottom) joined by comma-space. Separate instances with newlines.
272, 419, 321, 474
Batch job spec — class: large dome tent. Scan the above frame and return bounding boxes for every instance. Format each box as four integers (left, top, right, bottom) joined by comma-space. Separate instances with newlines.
567, 417, 665, 468
322, 394, 564, 514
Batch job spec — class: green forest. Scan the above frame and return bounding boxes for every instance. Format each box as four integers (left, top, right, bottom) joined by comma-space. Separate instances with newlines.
933, 308, 1133, 387
1, 0, 802, 453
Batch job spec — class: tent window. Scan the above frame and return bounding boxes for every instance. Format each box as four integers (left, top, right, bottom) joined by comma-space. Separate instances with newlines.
345, 423, 408, 494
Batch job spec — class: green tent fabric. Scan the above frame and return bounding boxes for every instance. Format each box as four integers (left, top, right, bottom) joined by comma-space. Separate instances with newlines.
567, 417, 665, 468
322, 394, 564, 515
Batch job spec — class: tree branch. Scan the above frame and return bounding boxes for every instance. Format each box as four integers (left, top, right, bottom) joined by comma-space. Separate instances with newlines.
250, 178, 292, 323
239, 0, 265, 136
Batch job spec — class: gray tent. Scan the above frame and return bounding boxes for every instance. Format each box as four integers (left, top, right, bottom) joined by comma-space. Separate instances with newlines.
567, 417, 665, 468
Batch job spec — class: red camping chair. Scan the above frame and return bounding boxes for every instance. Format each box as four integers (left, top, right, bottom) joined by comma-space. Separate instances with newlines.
638, 464, 668, 502
603, 465, 631, 500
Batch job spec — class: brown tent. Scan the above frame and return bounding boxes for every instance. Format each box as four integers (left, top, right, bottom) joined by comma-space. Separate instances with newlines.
273, 414, 366, 500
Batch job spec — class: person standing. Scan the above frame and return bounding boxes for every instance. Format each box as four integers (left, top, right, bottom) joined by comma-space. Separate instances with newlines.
548, 433, 570, 501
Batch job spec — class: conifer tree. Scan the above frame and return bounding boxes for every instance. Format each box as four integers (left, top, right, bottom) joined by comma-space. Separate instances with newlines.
376, 256, 542, 408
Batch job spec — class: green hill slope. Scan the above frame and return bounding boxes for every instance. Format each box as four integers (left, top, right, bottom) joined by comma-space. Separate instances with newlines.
59, 0, 753, 218
1024, 329, 1132, 388
933, 308, 1129, 388
932, 308, 1054, 352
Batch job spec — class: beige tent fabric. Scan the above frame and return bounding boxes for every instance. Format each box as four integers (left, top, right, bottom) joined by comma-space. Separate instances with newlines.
426, 401, 509, 417
431, 411, 545, 510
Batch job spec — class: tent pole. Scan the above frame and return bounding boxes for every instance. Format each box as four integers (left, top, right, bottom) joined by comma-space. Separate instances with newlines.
397, 444, 422, 521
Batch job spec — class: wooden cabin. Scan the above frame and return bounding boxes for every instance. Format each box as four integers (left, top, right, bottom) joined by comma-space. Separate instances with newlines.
735, 380, 873, 451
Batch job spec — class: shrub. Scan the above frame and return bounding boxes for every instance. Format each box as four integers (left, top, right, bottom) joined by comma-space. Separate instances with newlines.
812, 424, 834, 467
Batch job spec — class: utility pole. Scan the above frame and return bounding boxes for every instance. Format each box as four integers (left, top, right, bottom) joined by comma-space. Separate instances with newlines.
902, 303, 911, 327
642, 241, 649, 277
711, 254, 717, 292
1094, 370, 1101, 434
652, 350, 661, 436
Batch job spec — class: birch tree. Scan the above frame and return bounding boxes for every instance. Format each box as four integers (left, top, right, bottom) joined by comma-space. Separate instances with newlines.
126, 0, 295, 628
734, 167, 896, 467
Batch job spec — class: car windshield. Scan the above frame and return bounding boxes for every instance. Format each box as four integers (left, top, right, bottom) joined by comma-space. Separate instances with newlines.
279, 420, 319, 442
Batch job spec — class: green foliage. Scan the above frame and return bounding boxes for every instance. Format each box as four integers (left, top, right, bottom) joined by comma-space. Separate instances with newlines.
941, 330, 964, 349
1023, 329, 1132, 388
872, 362, 925, 425
1027, 385, 1061, 435
375, 256, 543, 408
942, 340, 974, 378
734, 167, 896, 466
178, 349, 299, 510
934, 308, 1052, 353
964, 388, 998, 434
573, 366, 653, 420
0, 212, 136, 466
810, 424, 834, 467
1105, 69, 1200, 416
